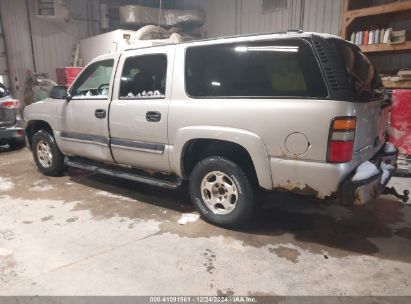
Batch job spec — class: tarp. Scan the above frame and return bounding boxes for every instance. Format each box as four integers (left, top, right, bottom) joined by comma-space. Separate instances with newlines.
390, 89, 411, 155
119, 5, 205, 27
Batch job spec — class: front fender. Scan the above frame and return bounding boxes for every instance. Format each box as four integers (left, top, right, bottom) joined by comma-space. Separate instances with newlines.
23, 98, 58, 129
171, 126, 273, 190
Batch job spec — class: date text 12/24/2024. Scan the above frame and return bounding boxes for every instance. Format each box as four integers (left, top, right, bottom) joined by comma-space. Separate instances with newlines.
149, 297, 257, 303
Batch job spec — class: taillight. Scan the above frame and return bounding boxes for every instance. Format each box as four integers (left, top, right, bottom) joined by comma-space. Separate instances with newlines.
327, 117, 356, 163
0, 99, 20, 109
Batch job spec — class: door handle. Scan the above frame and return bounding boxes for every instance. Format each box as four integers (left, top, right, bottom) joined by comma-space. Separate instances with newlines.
146, 111, 161, 122
95, 109, 106, 119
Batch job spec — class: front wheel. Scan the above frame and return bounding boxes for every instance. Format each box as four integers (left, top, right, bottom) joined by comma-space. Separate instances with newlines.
189, 156, 256, 228
32, 130, 65, 176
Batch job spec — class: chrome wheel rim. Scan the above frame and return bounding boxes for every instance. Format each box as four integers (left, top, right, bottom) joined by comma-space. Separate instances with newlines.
36, 140, 53, 168
201, 171, 238, 215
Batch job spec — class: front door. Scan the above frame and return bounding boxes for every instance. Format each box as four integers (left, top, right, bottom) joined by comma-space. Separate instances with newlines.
109, 46, 175, 172
57, 57, 115, 162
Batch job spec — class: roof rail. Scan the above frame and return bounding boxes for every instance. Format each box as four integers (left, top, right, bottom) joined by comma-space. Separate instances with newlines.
286, 29, 304, 34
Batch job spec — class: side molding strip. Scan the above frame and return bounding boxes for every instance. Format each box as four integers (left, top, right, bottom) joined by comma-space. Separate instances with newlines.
60, 132, 109, 146
59, 132, 165, 154
111, 138, 165, 154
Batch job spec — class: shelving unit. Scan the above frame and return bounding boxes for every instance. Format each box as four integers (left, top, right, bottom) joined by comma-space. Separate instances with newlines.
359, 40, 411, 53
340, 0, 411, 54
343, 1, 411, 23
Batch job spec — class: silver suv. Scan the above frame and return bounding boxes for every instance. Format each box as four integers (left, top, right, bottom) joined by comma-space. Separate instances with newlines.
23, 32, 398, 227
0, 82, 24, 147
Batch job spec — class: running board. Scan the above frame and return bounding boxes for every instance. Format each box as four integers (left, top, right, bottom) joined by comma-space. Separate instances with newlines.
65, 157, 183, 189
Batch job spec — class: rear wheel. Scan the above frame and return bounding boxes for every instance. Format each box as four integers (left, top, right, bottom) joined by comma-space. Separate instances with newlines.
189, 156, 256, 228
32, 130, 65, 176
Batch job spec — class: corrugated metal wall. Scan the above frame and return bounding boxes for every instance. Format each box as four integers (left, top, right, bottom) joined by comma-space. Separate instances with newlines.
198, 0, 410, 73
27, 0, 91, 80
0, 10, 10, 89
0, 0, 94, 101
302, 0, 342, 34
0, 0, 34, 100
199, 0, 237, 37
238, 0, 299, 34
200, 0, 343, 38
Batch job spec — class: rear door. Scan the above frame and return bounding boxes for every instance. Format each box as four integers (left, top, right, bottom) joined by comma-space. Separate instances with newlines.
109, 46, 175, 172
333, 41, 387, 158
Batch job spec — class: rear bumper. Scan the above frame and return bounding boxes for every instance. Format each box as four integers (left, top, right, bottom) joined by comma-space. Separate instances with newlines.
396, 153, 411, 175
340, 147, 398, 206
0, 127, 24, 142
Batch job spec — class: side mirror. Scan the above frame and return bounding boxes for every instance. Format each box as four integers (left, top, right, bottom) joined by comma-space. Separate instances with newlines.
50, 86, 70, 101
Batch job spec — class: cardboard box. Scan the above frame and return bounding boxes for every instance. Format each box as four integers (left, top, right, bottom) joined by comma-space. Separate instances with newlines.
390, 30, 406, 44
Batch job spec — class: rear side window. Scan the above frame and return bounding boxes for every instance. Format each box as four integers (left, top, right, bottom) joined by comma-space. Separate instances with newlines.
335, 42, 383, 101
185, 39, 328, 98
119, 54, 167, 99
0, 83, 8, 98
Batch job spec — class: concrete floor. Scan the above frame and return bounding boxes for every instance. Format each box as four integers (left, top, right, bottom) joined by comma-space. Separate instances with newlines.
0, 146, 410, 296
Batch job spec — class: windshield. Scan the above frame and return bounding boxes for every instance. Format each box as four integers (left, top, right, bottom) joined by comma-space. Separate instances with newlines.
0, 83, 9, 98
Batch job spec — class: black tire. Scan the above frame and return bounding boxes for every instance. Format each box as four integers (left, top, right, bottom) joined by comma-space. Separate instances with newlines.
32, 130, 65, 176
189, 156, 256, 228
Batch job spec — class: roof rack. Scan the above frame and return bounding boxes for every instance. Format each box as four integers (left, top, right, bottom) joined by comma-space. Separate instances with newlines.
123, 31, 344, 53
286, 29, 304, 34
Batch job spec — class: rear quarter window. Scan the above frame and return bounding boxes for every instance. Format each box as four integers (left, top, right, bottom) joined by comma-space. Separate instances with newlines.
334, 41, 383, 101
185, 39, 328, 99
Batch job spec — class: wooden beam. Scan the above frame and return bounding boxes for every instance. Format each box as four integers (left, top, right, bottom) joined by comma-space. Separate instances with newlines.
340, 0, 353, 38
360, 41, 411, 53
343, 0, 350, 12
346, 0, 411, 19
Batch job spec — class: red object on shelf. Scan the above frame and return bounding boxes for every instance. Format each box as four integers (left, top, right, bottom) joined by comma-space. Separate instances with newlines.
390, 89, 411, 155
56, 67, 83, 87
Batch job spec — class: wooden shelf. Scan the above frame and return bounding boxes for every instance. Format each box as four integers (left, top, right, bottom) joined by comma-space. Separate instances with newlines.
382, 78, 411, 89
346, 1, 411, 20
340, 0, 411, 39
359, 41, 411, 53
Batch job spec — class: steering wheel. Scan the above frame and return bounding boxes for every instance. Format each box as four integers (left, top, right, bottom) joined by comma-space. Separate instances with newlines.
98, 83, 110, 94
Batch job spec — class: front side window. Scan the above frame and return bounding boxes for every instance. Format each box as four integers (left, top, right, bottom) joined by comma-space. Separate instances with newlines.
185, 39, 328, 98
71, 60, 114, 98
119, 54, 167, 99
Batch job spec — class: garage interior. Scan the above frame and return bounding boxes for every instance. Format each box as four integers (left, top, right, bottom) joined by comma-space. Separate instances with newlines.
1, 0, 411, 103
1, 0, 411, 299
